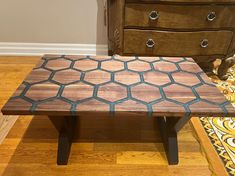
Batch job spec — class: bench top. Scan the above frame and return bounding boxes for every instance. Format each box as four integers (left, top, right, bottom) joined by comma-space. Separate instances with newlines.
2, 55, 235, 117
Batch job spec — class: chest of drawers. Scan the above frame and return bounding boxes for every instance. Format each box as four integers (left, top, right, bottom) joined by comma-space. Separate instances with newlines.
107, 0, 235, 80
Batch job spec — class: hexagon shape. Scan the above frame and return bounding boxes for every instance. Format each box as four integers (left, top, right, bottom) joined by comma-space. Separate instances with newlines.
128, 60, 151, 72
3, 98, 32, 111
91, 55, 111, 61
152, 101, 185, 116
172, 72, 201, 86
163, 84, 196, 103
143, 71, 171, 86
98, 83, 127, 102
225, 103, 235, 113
25, 82, 60, 101
195, 85, 227, 104
162, 57, 184, 63
115, 100, 147, 112
37, 99, 71, 112
131, 83, 161, 103
62, 83, 94, 101
189, 101, 222, 115
45, 58, 72, 70
43, 55, 61, 60
76, 99, 109, 111
154, 61, 178, 72
138, 57, 160, 62
74, 59, 98, 71
199, 73, 214, 85
179, 62, 202, 73
185, 57, 195, 62
34, 59, 45, 68
101, 60, 124, 72
13, 84, 26, 97
84, 70, 111, 85
115, 70, 140, 85
64, 55, 86, 60
25, 69, 51, 84
53, 69, 81, 84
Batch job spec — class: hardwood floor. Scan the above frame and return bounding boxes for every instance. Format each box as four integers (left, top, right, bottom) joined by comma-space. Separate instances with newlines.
0, 57, 40, 144
0, 56, 224, 176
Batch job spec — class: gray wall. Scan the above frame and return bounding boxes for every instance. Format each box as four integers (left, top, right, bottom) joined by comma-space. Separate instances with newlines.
0, 0, 107, 44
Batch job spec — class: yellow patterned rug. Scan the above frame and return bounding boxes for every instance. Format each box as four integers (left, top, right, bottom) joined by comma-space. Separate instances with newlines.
200, 60, 235, 176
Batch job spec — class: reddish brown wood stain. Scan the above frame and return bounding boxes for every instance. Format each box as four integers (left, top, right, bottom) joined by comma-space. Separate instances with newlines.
1, 55, 235, 117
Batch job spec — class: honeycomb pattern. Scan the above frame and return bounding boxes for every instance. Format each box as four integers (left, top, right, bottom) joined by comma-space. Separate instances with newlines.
3, 55, 234, 117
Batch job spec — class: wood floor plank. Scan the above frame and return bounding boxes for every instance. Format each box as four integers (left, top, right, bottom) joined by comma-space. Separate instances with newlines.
94, 142, 201, 152
0, 164, 212, 176
0, 139, 94, 151
0, 114, 18, 144
117, 151, 208, 165
0, 57, 39, 143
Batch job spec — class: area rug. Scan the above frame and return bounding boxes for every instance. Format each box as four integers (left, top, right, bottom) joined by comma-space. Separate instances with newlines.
200, 61, 235, 176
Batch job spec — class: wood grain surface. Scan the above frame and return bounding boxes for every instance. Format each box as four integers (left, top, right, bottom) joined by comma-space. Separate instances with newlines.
0, 115, 212, 176
125, 4, 235, 29
123, 30, 233, 56
2, 55, 235, 117
0, 56, 226, 175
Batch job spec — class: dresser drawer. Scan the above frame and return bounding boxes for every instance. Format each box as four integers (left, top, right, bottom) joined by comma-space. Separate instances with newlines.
123, 30, 233, 56
125, 4, 235, 29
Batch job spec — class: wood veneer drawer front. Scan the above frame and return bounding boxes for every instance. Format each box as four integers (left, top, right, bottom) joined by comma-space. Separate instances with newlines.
125, 4, 235, 29
123, 30, 233, 56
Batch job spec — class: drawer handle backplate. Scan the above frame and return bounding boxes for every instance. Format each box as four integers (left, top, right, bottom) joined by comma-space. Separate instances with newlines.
207, 12, 216, 21
201, 39, 209, 48
146, 39, 155, 48
149, 11, 159, 21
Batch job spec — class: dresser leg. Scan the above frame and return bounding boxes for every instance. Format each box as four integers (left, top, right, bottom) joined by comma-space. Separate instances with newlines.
157, 117, 179, 165
48, 116, 77, 165
218, 56, 235, 80
108, 50, 114, 56
193, 57, 215, 75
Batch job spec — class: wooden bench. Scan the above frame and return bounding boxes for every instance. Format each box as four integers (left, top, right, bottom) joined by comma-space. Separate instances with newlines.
2, 55, 235, 165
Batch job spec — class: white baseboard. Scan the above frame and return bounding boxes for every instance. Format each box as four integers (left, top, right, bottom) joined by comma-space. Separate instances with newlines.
0, 42, 108, 56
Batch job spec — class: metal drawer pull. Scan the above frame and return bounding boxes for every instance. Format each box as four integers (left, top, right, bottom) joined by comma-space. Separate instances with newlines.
201, 39, 209, 48
146, 39, 155, 48
207, 12, 216, 21
149, 11, 159, 21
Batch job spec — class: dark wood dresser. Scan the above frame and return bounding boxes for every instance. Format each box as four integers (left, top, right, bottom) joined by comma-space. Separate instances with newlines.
107, 0, 235, 80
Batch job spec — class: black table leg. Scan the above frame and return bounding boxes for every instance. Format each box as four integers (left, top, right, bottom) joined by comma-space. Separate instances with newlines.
48, 116, 76, 165
157, 116, 180, 165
